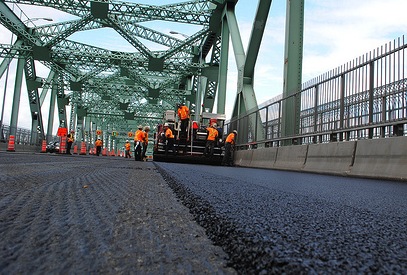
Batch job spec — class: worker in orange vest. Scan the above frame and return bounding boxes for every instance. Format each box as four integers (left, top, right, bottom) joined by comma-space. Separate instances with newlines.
134, 125, 144, 161
204, 123, 219, 158
222, 130, 237, 166
125, 140, 132, 158
66, 130, 75, 155
164, 123, 176, 156
177, 103, 189, 137
95, 138, 103, 156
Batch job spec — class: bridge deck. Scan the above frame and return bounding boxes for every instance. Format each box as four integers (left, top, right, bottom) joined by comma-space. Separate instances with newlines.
1, 152, 406, 273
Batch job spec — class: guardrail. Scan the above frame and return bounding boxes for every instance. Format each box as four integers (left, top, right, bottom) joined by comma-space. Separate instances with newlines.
225, 36, 407, 148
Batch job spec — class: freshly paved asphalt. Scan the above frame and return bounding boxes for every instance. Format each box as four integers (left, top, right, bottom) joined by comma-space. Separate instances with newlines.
1, 152, 406, 274
0, 153, 234, 274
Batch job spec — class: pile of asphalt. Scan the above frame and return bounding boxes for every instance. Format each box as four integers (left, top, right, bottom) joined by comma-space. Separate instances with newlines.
155, 162, 407, 274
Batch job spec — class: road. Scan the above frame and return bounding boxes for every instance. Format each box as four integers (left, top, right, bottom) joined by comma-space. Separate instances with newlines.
155, 162, 407, 274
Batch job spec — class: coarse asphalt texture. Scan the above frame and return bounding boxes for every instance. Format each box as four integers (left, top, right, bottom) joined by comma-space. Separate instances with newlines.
1, 152, 407, 274
0, 153, 235, 274
155, 162, 407, 274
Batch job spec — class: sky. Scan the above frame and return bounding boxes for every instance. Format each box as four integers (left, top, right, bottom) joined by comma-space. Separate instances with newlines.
1, 0, 407, 131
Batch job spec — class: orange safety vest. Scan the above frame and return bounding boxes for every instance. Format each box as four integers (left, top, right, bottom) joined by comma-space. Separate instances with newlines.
134, 129, 143, 141
206, 127, 218, 141
67, 133, 74, 143
178, 105, 189, 120
95, 140, 102, 147
125, 142, 131, 150
226, 133, 235, 144
165, 128, 174, 139
142, 131, 148, 143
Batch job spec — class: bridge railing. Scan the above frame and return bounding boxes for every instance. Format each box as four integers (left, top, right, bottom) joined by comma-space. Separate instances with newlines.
226, 36, 407, 148
0, 124, 43, 145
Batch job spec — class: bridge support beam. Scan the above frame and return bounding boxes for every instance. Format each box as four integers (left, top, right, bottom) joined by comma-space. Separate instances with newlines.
9, 57, 24, 137
281, 0, 305, 144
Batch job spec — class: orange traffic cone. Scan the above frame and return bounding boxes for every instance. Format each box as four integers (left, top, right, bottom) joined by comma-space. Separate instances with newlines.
7, 135, 15, 152
40, 139, 47, 153
73, 145, 78, 154
59, 137, 66, 154
79, 142, 87, 155
102, 148, 107, 156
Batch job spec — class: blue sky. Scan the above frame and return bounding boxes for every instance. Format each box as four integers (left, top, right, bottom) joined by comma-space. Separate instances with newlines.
1, 0, 407, 129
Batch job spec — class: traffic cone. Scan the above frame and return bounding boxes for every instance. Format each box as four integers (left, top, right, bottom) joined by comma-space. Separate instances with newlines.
59, 137, 66, 154
79, 142, 87, 155
7, 135, 15, 152
73, 145, 78, 154
40, 139, 47, 153
102, 148, 107, 156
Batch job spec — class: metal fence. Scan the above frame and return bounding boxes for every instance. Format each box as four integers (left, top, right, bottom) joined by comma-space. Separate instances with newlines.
226, 36, 407, 147
0, 124, 42, 145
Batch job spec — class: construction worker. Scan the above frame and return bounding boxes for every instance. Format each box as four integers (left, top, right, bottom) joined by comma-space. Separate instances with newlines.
134, 125, 144, 161
177, 103, 189, 137
66, 130, 75, 155
164, 123, 176, 156
141, 126, 150, 161
222, 130, 237, 166
125, 140, 131, 158
204, 123, 219, 157
95, 138, 103, 156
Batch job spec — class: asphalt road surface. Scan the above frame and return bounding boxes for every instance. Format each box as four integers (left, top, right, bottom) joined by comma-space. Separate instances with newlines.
1, 152, 406, 274
155, 162, 407, 274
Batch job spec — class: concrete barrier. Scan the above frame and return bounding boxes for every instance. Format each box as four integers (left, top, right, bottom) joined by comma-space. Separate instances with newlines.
250, 147, 278, 169
274, 145, 308, 170
303, 141, 356, 175
0, 142, 40, 153
234, 149, 253, 167
350, 137, 407, 180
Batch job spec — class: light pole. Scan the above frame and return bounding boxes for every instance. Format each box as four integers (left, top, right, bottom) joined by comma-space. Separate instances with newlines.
0, 17, 53, 138
169, 31, 190, 39
23, 17, 53, 25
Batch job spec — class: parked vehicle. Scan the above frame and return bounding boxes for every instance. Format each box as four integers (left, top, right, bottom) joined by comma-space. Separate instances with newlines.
46, 141, 60, 153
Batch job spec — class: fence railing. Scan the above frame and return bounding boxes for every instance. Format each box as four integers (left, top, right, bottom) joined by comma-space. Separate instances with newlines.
0, 124, 43, 145
226, 36, 407, 148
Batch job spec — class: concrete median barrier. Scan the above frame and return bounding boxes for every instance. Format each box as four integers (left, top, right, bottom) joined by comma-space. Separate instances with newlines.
349, 137, 407, 180
303, 141, 356, 175
250, 147, 278, 169
234, 149, 253, 167
274, 145, 308, 170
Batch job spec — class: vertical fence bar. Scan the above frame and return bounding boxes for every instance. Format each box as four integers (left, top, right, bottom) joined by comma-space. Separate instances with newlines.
369, 58, 375, 139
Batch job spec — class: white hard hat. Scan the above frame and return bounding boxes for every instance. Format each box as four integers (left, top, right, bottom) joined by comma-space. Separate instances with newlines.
164, 123, 169, 127
137, 125, 143, 129
144, 126, 150, 131
126, 140, 129, 142
233, 130, 238, 134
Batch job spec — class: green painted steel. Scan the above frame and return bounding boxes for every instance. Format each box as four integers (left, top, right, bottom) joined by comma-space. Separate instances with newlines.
0, 0, 226, 139
0, 0, 302, 145
9, 57, 24, 136
216, 17, 229, 115
281, 0, 304, 143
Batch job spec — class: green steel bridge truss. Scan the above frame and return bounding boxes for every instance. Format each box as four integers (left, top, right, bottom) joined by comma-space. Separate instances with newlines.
0, 0, 305, 145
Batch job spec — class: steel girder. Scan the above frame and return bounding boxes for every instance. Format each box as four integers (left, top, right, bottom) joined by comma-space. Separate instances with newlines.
281, 0, 304, 142
0, 0, 229, 138
6, 0, 213, 25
